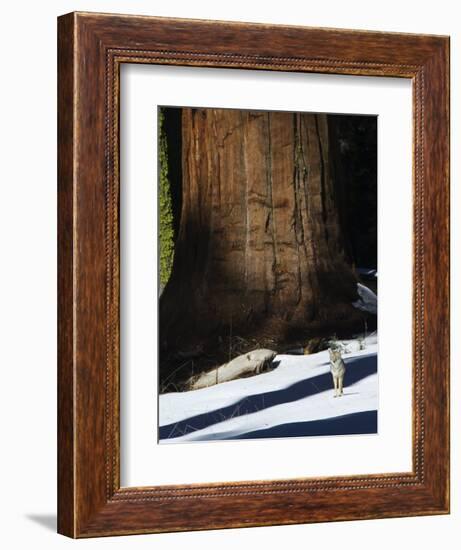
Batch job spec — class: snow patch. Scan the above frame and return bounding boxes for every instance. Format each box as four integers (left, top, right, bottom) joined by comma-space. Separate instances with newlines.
353, 282, 377, 315
357, 267, 377, 279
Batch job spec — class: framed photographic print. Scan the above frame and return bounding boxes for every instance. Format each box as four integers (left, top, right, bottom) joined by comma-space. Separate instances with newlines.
58, 12, 450, 537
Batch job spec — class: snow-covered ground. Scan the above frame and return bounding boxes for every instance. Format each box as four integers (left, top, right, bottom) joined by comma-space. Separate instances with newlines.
159, 333, 378, 443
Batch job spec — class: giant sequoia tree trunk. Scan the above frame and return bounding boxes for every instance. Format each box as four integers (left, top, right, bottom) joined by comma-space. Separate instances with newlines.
160, 108, 363, 380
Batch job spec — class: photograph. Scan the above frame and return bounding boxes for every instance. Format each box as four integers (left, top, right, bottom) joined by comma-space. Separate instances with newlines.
158, 106, 378, 443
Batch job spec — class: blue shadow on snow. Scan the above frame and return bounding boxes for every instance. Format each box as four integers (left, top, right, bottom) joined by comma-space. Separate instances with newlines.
159, 353, 377, 440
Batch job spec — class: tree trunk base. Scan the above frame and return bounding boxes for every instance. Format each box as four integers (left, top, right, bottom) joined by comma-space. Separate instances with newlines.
159, 306, 375, 391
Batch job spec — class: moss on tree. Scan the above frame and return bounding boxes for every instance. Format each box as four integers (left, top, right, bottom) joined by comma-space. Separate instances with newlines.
159, 109, 174, 288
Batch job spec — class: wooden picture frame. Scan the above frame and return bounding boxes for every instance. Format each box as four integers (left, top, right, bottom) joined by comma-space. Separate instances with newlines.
57, 12, 450, 537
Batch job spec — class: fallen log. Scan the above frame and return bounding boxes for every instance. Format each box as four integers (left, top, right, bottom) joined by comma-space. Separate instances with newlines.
188, 349, 277, 390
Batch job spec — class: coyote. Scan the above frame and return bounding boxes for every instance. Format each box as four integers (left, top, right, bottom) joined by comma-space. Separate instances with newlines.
329, 348, 346, 397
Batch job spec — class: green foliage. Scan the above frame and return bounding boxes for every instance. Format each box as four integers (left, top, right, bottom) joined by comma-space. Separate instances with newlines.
159, 109, 175, 288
